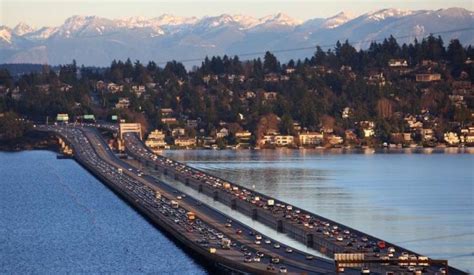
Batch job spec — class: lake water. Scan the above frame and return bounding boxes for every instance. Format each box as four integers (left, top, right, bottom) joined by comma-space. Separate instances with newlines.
1, 149, 473, 273
162, 148, 474, 273
0, 150, 207, 274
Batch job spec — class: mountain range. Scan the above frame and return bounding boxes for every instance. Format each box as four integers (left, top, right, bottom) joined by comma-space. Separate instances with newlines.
0, 7, 473, 67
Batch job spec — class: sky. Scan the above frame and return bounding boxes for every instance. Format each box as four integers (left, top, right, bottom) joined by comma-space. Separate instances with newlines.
1, 0, 473, 28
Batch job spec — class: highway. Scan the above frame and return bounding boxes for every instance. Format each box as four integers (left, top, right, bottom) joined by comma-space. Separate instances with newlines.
40, 124, 352, 274
121, 130, 466, 275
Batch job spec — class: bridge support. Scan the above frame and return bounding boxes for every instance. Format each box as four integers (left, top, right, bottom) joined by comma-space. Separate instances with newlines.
174, 173, 179, 180
306, 233, 314, 247
213, 190, 218, 200
277, 220, 284, 233
198, 184, 203, 193
185, 178, 190, 186
231, 199, 237, 210
252, 208, 258, 220
164, 169, 168, 175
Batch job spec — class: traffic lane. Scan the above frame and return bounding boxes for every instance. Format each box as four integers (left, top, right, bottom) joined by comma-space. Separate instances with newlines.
72, 129, 286, 274
83, 128, 337, 274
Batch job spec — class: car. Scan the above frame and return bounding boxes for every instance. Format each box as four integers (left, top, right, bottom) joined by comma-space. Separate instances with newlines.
273, 243, 281, 249
336, 236, 344, 241
256, 251, 265, 258
176, 196, 182, 200
264, 239, 271, 244
266, 264, 275, 271
271, 257, 280, 264
285, 247, 293, 253
439, 268, 447, 274
361, 267, 370, 274
279, 266, 288, 273
255, 240, 261, 245
225, 223, 232, 228
244, 256, 253, 263
306, 255, 314, 260
255, 234, 262, 240
253, 256, 261, 262
236, 229, 242, 234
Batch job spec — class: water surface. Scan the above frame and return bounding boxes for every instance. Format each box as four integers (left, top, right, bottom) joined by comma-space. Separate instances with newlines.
163, 149, 474, 272
0, 150, 207, 274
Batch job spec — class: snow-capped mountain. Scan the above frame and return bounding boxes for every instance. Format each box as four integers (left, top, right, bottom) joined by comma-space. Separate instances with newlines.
12, 23, 36, 36
321, 12, 355, 29
0, 8, 472, 66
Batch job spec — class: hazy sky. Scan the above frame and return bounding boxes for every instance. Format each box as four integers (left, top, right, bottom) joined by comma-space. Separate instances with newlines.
1, 0, 473, 28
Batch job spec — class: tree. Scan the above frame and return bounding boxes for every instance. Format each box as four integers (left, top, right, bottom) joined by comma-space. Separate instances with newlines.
263, 51, 279, 73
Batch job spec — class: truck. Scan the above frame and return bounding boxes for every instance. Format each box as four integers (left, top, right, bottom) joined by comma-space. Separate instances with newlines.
221, 238, 231, 249
267, 199, 275, 206
223, 183, 231, 190
155, 191, 161, 199
186, 211, 196, 221
170, 200, 179, 209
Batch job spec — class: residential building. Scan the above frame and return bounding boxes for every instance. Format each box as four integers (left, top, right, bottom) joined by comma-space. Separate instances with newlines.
216, 128, 229, 139
444, 132, 460, 145
145, 130, 167, 149
275, 135, 294, 146
115, 98, 130, 109
175, 137, 196, 148
416, 73, 441, 82
388, 59, 408, 67
299, 132, 324, 146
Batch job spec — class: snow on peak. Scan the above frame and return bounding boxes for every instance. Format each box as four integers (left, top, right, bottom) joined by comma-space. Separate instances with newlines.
154, 14, 198, 26
260, 12, 302, 26
232, 14, 260, 29
0, 26, 12, 44
13, 22, 36, 36
365, 8, 413, 21
322, 11, 355, 29
23, 27, 58, 40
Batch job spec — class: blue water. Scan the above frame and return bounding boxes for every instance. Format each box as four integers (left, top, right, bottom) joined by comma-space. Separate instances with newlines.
0, 150, 207, 274
163, 149, 474, 272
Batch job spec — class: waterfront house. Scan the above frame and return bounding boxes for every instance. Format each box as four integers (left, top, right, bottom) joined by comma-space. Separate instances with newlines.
298, 132, 324, 146
115, 98, 130, 109
416, 73, 441, 82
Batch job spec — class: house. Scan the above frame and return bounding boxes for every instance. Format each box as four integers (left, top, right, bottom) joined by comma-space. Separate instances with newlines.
299, 132, 323, 146
416, 74, 441, 82
327, 134, 344, 146
264, 73, 280, 82
175, 137, 196, 148
388, 59, 408, 67
186, 120, 198, 128
131, 85, 146, 97
285, 68, 295, 74
59, 84, 73, 92
444, 132, 460, 146
96, 80, 106, 90
56, 113, 69, 122
107, 83, 123, 93
172, 127, 186, 137
366, 72, 386, 86
115, 98, 130, 109
160, 108, 174, 117
342, 107, 351, 119
161, 117, 177, 124
244, 91, 256, 99
36, 84, 50, 92
145, 130, 167, 149
263, 92, 278, 101
359, 121, 375, 138
421, 128, 434, 141
216, 128, 229, 139
274, 135, 294, 146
